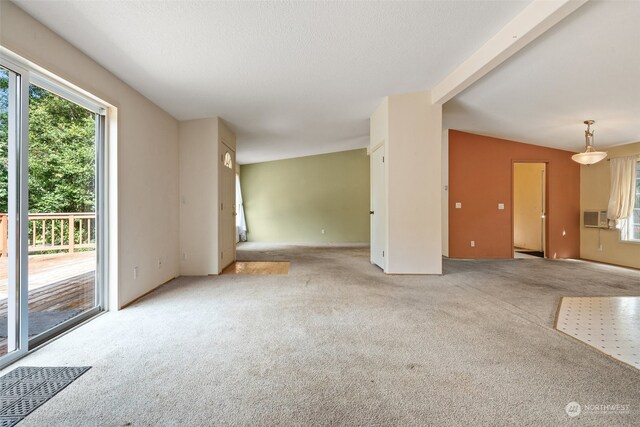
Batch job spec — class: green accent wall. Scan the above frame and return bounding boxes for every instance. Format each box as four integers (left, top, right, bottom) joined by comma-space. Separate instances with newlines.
240, 149, 370, 243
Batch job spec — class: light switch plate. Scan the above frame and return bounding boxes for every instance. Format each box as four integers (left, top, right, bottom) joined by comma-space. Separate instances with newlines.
455, 202, 462, 209
498, 203, 505, 210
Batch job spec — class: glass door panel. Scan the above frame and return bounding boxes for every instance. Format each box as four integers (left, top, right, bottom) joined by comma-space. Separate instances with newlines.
0, 53, 105, 368
27, 83, 98, 340
0, 63, 25, 363
0, 67, 10, 356
0, 55, 104, 368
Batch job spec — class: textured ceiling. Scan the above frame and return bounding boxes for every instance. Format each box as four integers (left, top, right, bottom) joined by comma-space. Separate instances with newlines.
444, 0, 640, 153
13, 0, 528, 164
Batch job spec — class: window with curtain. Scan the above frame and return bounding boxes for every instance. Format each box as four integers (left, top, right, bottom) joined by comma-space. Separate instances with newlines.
621, 161, 640, 242
235, 174, 247, 242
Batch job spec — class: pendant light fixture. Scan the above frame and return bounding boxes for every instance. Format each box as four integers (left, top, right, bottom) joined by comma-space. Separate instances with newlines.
571, 120, 607, 165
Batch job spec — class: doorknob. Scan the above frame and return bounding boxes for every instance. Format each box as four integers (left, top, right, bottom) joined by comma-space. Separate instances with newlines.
369, 211, 374, 215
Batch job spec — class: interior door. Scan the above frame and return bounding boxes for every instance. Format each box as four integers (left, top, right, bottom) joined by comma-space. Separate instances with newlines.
370, 145, 385, 269
219, 141, 236, 272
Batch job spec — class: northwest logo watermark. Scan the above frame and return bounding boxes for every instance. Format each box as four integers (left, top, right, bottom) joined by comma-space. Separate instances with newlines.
565, 401, 631, 417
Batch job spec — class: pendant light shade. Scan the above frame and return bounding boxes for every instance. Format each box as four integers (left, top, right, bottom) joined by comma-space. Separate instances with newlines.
571, 120, 607, 165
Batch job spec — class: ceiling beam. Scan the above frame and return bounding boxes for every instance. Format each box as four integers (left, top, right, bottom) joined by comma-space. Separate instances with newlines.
431, 0, 588, 105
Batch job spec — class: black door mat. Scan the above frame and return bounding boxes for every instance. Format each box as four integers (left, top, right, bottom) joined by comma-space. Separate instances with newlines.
0, 366, 90, 426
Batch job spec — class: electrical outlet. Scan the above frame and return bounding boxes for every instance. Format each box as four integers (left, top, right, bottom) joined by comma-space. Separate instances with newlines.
598, 244, 603, 251
133, 266, 139, 280
321, 229, 325, 234
498, 203, 505, 210
470, 241, 475, 247
455, 202, 462, 209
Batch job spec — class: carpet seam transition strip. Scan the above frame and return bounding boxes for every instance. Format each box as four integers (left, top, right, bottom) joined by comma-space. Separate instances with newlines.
0, 366, 91, 426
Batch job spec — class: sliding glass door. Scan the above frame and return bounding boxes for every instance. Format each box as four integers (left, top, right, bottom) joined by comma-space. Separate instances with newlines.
0, 61, 28, 364
0, 54, 106, 366
27, 82, 101, 346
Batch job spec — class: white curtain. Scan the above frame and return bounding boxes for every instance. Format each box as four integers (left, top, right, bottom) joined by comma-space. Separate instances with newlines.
607, 156, 638, 229
236, 174, 247, 241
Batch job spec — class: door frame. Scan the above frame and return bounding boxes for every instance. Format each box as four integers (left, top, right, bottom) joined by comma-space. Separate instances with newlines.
511, 160, 549, 258
218, 139, 236, 272
0, 56, 30, 367
0, 49, 110, 369
370, 142, 386, 270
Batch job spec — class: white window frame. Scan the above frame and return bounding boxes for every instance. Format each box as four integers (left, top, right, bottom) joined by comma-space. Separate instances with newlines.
620, 160, 640, 243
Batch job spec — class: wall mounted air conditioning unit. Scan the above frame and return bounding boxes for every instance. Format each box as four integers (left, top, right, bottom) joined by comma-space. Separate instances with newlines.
583, 210, 608, 228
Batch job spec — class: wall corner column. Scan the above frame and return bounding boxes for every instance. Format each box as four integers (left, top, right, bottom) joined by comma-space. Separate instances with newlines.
370, 90, 443, 274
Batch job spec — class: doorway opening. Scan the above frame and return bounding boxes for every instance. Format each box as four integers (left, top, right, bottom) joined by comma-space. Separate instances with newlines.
513, 162, 546, 258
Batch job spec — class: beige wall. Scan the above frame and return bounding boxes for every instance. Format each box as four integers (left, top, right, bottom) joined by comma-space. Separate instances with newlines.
179, 118, 236, 275
240, 149, 370, 243
370, 97, 388, 149
441, 129, 449, 257
386, 91, 442, 274
581, 141, 640, 269
369, 99, 389, 268
179, 118, 219, 275
1, 2, 180, 307
513, 163, 545, 251
369, 91, 442, 274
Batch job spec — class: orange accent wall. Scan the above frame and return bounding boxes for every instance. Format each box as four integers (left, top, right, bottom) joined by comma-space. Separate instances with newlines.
449, 130, 580, 259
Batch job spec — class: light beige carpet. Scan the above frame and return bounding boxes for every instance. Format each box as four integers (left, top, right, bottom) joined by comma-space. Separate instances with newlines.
2, 243, 639, 426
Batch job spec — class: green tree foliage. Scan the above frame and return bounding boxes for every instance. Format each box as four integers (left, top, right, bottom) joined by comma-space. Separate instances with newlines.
0, 69, 8, 211
28, 85, 95, 213
0, 73, 95, 214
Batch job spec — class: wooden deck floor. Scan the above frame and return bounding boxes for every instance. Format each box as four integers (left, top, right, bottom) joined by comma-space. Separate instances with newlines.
0, 252, 96, 356
0, 251, 95, 298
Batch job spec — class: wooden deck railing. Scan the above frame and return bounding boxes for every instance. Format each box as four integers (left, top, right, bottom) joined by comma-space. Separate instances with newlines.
0, 213, 96, 256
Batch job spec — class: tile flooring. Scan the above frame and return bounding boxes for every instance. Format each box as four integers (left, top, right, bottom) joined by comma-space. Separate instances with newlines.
556, 297, 640, 369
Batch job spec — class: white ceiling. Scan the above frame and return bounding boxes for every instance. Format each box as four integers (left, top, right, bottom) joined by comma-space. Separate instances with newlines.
13, 0, 529, 164
444, 0, 640, 152
15, 1, 638, 162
